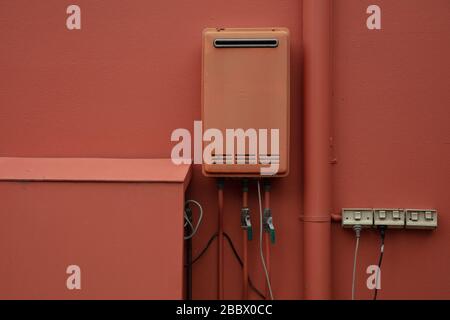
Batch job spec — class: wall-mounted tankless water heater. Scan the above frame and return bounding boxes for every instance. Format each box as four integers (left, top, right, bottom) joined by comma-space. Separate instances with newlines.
202, 28, 290, 177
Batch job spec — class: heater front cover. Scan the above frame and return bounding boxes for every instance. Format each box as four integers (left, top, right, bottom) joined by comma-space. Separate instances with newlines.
202, 28, 290, 177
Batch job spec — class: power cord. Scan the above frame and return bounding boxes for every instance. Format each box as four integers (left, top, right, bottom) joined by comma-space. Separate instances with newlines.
185, 231, 266, 300
373, 226, 386, 300
184, 200, 203, 240
223, 232, 266, 300
351, 224, 362, 300
191, 233, 218, 265
257, 180, 274, 300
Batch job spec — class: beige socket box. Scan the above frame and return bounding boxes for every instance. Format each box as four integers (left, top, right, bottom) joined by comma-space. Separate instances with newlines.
405, 209, 438, 229
341, 208, 373, 228
374, 208, 405, 228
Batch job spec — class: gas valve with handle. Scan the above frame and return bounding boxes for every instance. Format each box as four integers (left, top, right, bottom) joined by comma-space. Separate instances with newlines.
241, 207, 253, 241
264, 208, 276, 244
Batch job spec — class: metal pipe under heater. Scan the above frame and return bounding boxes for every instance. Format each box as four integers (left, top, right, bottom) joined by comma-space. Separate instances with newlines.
242, 182, 249, 300
303, 0, 332, 299
217, 180, 225, 299
263, 183, 272, 299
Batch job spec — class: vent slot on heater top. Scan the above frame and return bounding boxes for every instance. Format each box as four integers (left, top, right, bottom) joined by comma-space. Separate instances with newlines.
214, 38, 279, 48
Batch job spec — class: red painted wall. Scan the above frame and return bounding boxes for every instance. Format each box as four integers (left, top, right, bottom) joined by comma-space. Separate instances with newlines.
331, 0, 450, 299
0, 0, 448, 299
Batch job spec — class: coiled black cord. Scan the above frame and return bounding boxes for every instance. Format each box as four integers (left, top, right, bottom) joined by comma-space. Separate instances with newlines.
186, 232, 266, 300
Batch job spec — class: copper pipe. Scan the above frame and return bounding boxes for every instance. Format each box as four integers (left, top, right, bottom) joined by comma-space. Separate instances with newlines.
217, 180, 224, 299
303, 0, 332, 299
264, 185, 270, 213
264, 182, 271, 299
331, 214, 342, 222
263, 233, 271, 299
242, 184, 249, 300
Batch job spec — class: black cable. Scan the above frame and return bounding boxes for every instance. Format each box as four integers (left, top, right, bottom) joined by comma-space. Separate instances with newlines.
373, 226, 386, 300
185, 232, 266, 300
223, 232, 266, 300
191, 232, 218, 265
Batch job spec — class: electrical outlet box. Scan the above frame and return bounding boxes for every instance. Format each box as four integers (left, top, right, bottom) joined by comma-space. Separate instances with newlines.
405, 209, 438, 229
341, 208, 373, 228
374, 208, 405, 228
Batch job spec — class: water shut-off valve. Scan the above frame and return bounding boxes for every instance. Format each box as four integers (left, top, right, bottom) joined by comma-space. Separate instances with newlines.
264, 208, 276, 244
241, 179, 253, 240
241, 207, 253, 241
262, 181, 275, 244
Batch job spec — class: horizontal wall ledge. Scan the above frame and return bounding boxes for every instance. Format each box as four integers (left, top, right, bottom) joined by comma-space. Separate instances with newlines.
0, 157, 191, 186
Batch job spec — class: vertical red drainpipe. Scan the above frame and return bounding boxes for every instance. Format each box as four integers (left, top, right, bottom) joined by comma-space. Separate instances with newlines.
242, 186, 249, 300
217, 180, 225, 299
303, 0, 332, 299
